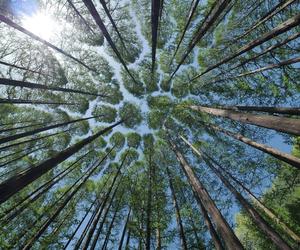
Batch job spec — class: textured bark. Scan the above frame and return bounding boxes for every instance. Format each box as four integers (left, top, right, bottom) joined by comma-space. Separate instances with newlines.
166, 167, 188, 250
151, 0, 161, 72
190, 105, 300, 136
82, 0, 139, 85
204, 155, 292, 250
0, 15, 95, 72
0, 115, 101, 145
209, 124, 300, 169
169, 0, 231, 81
118, 208, 131, 250
168, 139, 243, 250
0, 78, 108, 97
171, 0, 200, 61
191, 14, 300, 80
214, 105, 300, 116
0, 120, 123, 204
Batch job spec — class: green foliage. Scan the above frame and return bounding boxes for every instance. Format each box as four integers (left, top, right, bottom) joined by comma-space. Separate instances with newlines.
127, 132, 142, 148
92, 105, 117, 123
119, 102, 143, 128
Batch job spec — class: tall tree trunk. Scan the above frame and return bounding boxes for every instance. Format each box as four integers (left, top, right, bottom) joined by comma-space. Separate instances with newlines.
0, 121, 48, 134
0, 98, 76, 106
0, 60, 45, 75
89, 179, 124, 250
81, 154, 128, 250
99, 0, 128, 52
171, 0, 200, 62
0, 120, 123, 204
82, 0, 139, 85
66, 0, 96, 35
212, 160, 300, 244
0, 15, 95, 72
1, 151, 90, 223
125, 228, 131, 250
194, 192, 224, 250
168, 139, 243, 249
21, 149, 113, 250
166, 167, 188, 250
180, 135, 292, 250
190, 105, 300, 136
208, 124, 300, 169
191, 13, 300, 80
169, 0, 231, 81
234, 0, 296, 42
212, 105, 300, 116
151, 0, 161, 72
0, 127, 73, 151
0, 115, 102, 145
118, 208, 131, 250
101, 194, 123, 250
236, 57, 300, 78
146, 155, 153, 250
0, 78, 108, 97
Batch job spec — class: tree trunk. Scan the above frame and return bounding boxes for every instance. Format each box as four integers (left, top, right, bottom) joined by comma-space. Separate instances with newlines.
151, 0, 161, 72
234, 0, 296, 42
169, 0, 231, 81
81, 154, 128, 250
0, 78, 108, 97
118, 208, 131, 250
171, 0, 200, 62
99, 0, 128, 52
146, 155, 153, 250
166, 167, 188, 250
0, 98, 76, 105
89, 179, 124, 250
66, 0, 96, 35
191, 13, 300, 80
213, 161, 300, 244
0, 60, 45, 75
101, 194, 123, 250
82, 0, 139, 85
194, 193, 224, 250
0, 121, 48, 134
208, 124, 300, 169
125, 228, 131, 250
203, 155, 292, 250
168, 139, 243, 250
2, 151, 90, 223
21, 149, 113, 250
0, 115, 102, 145
0, 120, 123, 204
0, 14, 95, 72
190, 105, 300, 136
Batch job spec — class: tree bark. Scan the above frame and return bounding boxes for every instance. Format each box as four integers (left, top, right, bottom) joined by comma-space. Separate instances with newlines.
190, 105, 300, 136
191, 13, 300, 80
208, 124, 300, 169
0, 78, 108, 97
0, 14, 95, 72
168, 139, 243, 250
166, 167, 188, 250
0, 120, 123, 204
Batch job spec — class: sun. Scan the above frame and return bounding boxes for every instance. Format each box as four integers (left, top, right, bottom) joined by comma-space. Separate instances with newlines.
22, 11, 58, 40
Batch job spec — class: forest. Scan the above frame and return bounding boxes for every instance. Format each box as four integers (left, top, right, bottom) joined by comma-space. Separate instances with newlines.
0, 0, 299, 249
